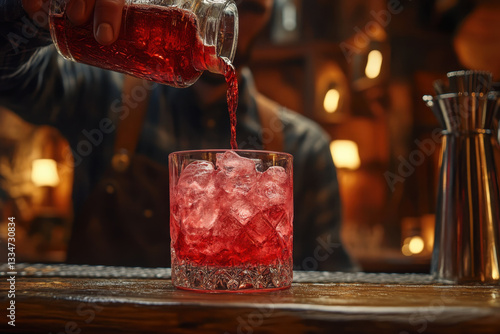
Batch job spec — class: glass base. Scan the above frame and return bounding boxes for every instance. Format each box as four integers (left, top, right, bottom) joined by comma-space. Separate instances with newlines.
171, 259, 293, 293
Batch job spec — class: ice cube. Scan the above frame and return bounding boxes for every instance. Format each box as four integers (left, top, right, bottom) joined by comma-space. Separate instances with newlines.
181, 202, 219, 233
251, 159, 264, 172
216, 151, 260, 195
216, 151, 255, 173
264, 166, 288, 183
248, 166, 290, 210
177, 160, 215, 190
227, 199, 257, 226
175, 160, 219, 235
176, 161, 216, 206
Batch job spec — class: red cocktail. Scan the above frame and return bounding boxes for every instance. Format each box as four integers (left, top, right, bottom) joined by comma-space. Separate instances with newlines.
169, 150, 293, 292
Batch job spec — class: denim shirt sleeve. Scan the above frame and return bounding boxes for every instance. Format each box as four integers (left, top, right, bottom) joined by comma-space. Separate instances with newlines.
0, 13, 122, 138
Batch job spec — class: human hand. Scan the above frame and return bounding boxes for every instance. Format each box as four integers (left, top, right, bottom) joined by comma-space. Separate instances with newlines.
22, 0, 124, 45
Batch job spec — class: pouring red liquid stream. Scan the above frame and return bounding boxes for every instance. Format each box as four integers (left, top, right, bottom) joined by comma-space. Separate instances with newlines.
222, 60, 239, 150
51, 4, 239, 148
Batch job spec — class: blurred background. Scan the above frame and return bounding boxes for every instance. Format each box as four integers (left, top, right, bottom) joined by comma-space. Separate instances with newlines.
1, 0, 499, 271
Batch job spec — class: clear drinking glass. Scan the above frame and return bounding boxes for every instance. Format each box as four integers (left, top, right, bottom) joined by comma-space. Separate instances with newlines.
49, 0, 238, 87
169, 150, 293, 292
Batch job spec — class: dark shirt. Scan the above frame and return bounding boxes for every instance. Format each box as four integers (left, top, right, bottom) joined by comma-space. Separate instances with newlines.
0, 14, 354, 271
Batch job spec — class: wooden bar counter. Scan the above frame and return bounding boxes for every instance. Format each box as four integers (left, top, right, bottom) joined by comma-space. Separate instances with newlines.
1, 264, 499, 333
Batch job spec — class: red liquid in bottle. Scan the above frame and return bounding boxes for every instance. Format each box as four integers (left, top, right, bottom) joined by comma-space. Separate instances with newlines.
51, 4, 218, 87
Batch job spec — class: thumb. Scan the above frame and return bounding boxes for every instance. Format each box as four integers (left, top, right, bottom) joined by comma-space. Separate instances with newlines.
22, 0, 50, 28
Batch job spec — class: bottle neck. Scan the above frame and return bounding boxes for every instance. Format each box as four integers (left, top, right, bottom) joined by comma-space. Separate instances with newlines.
191, 0, 238, 74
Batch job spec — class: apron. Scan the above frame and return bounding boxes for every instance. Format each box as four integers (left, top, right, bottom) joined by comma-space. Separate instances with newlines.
66, 74, 283, 267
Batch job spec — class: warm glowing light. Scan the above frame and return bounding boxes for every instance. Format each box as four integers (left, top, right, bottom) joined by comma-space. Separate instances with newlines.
402, 236, 426, 256
402, 243, 412, 257
282, 2, 297, 31
365, 50, 383, 79
323, 89, 340, 113
409, 236, 425, 254
493, 264, 499, 280
330, 140, 361, 170
31, 159, 60, 187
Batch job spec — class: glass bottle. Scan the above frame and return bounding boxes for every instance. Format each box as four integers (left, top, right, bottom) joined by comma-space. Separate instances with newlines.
49, 0, 238, 87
